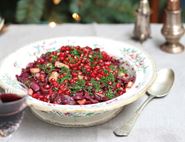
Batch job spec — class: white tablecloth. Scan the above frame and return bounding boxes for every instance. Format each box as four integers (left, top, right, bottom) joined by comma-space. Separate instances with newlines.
0, 24, 185, 142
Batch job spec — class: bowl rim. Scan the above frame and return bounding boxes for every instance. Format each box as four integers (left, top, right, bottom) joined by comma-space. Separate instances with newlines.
0, 36, 157, 113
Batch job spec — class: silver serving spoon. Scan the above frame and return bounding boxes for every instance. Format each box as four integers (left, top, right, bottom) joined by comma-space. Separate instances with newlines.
113, 68, 175, 137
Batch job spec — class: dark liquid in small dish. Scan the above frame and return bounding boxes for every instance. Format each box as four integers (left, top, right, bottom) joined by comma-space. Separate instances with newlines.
0, 94, 25, 137
0, 93, 22, 103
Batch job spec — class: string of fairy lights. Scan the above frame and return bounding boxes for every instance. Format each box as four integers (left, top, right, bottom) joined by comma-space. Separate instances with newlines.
49, 0, 81, 28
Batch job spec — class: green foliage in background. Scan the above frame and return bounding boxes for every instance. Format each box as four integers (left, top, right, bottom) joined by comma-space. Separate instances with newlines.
15, 0, 139, 23
69, 0, 138, 23
0, 0, 168, 24
16, 0, 45, 23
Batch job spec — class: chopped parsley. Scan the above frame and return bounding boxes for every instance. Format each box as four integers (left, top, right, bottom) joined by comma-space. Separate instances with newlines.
89, 51, 102, 65
100, 72, 115, 84
58, 74, 71, 84
70, 79, 86, 93
60, 66, 70, 74
109, 65, 116, 71
92, 51, 102, 59
70, 48, 81, 57
68, 56, 76, 63
51, 55, 58, 63
58, 67, 71, 83
105, 89, 114, 99
53, 87, 59, 91
91, 79, 101, 91
38, 63, 55, 74
81, 67, 86, 73
103, 69, 109, 74
119, 67, 127, 73
86, 86, 93, 96
89, 56, 94, 63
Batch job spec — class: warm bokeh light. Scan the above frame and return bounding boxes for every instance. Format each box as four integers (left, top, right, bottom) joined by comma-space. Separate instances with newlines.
72, 13, 81, 22
53, 0, 62, 5
49, 21, 57, 28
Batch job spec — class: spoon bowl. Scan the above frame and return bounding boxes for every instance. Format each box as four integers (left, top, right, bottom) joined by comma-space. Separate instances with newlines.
147, 68, 175, 98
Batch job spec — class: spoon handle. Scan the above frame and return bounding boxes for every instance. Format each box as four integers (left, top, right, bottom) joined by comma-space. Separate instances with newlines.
113, 95, 154, 137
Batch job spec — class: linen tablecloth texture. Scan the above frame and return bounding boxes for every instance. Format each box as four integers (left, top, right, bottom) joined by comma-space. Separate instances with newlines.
0, 24, 185, 142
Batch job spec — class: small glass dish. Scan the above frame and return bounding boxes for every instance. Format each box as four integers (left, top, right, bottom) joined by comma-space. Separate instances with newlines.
0, 93, 26, 141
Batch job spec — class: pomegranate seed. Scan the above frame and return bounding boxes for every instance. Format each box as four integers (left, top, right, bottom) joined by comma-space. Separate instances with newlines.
116, 83, 121, 88
78, 71, 83, 75
108, 81, 112, 85
65, 90, 71, 95
99, 59, 103, 63
37, 58, 44, 64
53, 82, 58, 87
50, 78, 56, 82
87, 68, 91, 72
73, 77, 78, 81
32, 93, 40, 99
69, 79, 75, 84
59, 84, 66, 89
44, 84, 50, 89
58, 90, 63, 94
64, 80, 68, 83
91, 73, 96, 78
72, 72, 78, 77
104, 62, 111, 66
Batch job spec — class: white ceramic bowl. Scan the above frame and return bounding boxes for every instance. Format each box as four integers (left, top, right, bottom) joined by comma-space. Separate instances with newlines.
0, 37, 156, 127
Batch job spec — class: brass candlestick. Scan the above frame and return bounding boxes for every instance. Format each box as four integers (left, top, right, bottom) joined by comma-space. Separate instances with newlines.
133, 0, 151, 43
161, 0, 184, 53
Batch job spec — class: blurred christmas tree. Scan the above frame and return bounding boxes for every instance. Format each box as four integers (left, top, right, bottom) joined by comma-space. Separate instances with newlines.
15, 0, 139, 23
16, 0, 45, 23
0, 0, 176, 24
69, 0, 138, 23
